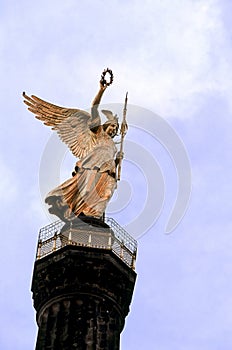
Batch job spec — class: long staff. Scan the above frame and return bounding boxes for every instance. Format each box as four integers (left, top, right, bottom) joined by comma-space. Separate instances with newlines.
117, 92, 128, 181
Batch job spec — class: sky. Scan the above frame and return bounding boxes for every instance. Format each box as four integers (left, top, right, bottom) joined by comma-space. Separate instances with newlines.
1, 0, 232, 349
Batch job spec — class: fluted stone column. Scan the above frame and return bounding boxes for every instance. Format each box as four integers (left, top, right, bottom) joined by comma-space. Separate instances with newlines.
32, 242, 136, 349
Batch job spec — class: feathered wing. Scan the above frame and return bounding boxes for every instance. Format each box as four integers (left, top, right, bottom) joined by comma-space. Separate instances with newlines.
23, 92, 98, 159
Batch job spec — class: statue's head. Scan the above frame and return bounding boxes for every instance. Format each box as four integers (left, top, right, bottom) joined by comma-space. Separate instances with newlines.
103, 121, 119, 138
101, 109, 119, 138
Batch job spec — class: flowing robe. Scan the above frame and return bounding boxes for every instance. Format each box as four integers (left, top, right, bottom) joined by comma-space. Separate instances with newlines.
45, 130, 117, 221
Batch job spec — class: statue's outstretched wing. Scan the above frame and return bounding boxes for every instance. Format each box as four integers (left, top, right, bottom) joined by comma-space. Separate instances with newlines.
23, 92, 98, 159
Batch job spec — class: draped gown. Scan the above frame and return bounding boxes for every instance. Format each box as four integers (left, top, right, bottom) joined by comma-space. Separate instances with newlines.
45, 129, 117, 221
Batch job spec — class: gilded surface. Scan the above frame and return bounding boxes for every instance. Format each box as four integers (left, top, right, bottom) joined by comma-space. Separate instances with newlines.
23, 71, 125, 222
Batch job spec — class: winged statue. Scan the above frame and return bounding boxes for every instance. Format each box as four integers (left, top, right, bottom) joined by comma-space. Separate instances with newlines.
23, 69, 126, 223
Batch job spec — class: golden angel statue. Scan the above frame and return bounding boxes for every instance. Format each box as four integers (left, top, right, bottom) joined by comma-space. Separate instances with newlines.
23, 69, 127, 224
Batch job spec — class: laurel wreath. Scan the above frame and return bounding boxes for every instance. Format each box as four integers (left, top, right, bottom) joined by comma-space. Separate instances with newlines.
100, 68, 114, 86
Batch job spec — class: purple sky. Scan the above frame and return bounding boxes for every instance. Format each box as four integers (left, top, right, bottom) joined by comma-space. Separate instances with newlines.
1, 1, 232, 349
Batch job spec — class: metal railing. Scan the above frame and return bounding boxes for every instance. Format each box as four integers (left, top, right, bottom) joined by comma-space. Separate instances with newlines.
36, 218, 137, 270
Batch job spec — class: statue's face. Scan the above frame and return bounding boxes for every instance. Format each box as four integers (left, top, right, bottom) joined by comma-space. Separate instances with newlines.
106, 123, 118, 138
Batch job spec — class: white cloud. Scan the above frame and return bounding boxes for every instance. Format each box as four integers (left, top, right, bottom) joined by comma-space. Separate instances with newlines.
2, 0, 231, 120
111, 0, 232, 118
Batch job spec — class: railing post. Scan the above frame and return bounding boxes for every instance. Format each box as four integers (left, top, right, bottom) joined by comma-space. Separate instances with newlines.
52, 232, 57, 251
131, 254, 136, 270
68, 231, 72, 244
37, 240, 42, 260
68, 222, 73, 244
120, 243, 124, 259
88, 233, 92, 247
108, 232, 112, 249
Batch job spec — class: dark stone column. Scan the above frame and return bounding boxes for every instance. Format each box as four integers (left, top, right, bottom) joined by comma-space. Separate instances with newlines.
32, 244, 136, 349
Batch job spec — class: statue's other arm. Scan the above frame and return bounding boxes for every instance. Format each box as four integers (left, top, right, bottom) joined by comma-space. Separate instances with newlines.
90, 82, 107, 131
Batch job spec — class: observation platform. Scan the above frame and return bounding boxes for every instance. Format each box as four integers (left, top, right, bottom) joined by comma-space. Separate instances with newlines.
35, 217, 137, 270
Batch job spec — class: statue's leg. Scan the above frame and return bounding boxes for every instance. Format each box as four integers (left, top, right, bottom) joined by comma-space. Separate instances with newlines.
82, 172, 116, 217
